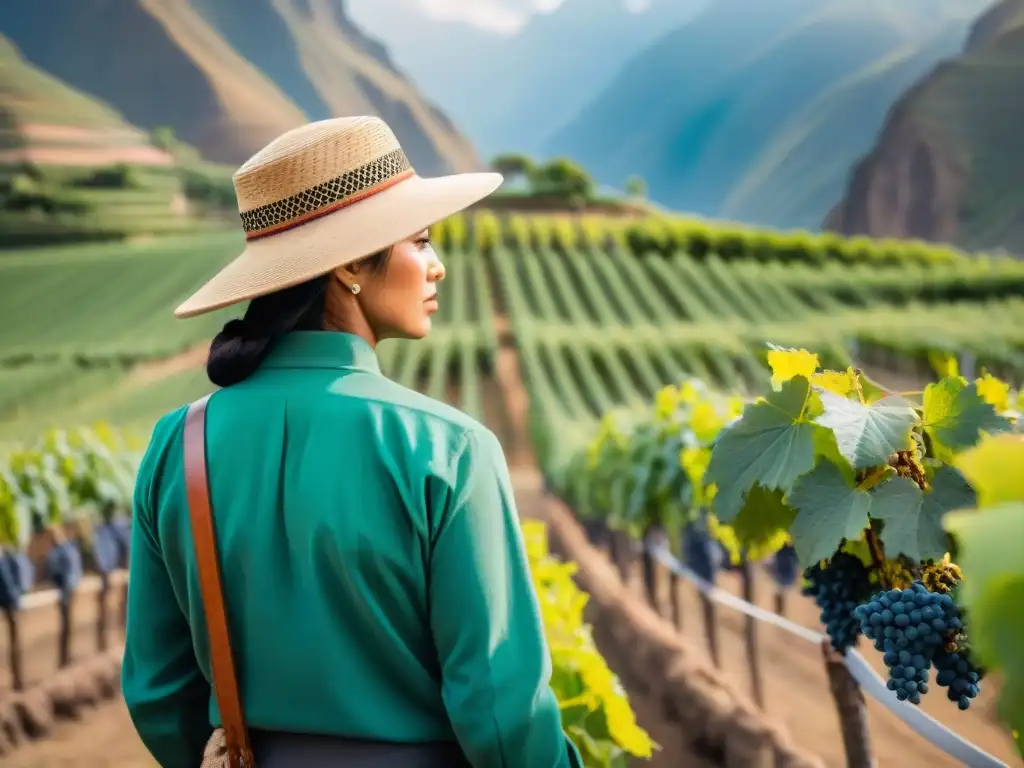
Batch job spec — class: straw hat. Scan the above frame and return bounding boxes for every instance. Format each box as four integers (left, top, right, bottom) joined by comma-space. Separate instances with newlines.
174, 116, 502, 318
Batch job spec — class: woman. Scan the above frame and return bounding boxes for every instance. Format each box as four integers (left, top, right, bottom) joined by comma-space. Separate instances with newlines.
122, 116, 584, 768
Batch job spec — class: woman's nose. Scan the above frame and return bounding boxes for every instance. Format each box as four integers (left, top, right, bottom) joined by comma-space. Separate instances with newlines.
428, 256, 446, 283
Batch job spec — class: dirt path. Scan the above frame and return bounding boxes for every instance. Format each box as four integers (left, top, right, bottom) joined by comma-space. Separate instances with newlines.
125, 342, 209, 387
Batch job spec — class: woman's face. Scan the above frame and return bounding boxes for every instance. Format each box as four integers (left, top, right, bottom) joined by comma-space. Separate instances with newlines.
346, 230, 444, 341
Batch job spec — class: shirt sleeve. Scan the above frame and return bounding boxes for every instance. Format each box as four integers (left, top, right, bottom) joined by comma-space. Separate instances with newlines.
428, 427, 583, 768
121, 412, 213, 768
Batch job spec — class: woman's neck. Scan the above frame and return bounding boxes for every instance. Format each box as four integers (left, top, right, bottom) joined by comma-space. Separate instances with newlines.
321, 283, 378, 349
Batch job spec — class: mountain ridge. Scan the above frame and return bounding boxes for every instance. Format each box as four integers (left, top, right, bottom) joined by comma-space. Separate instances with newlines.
0, 0, 479, 174
542, 0, 986, 230
826, 0, 1024, 254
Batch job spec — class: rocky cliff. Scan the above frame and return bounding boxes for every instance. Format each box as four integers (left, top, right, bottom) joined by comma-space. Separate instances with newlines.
0, 0, 479, 174
826, 0, 1024, 254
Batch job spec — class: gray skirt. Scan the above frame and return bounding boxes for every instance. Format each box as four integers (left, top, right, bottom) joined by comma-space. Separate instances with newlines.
249, 730, 472, 768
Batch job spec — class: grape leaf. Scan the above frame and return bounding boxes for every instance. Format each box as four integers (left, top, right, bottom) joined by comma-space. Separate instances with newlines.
787, 462, 872, 567
955, 433, 1024, 509
922, 378, 1009, 452
729, 484, 796, 559
943, 503, 1024, 751
706, 377, 822, 523
815, 392, 917, 469
766, 346, 819, 389
870, 468, 975, 562
810, 368, 858, 397
976, 373, 1011, 413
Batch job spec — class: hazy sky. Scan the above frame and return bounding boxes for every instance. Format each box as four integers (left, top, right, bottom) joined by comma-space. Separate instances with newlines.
396, 0, 653, 33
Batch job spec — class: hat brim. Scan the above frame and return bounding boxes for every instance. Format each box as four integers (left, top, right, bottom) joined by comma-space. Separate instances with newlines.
174, 171, 503, 319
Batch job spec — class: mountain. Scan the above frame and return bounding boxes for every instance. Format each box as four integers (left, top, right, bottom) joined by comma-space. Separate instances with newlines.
826, 0, 1024, 254
347, 0, 709, 158
0, 0, 479, 175
542, 0, 986, 229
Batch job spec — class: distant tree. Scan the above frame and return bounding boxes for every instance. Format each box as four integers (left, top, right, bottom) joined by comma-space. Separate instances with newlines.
490, 152, 535, 181
626, 175, 647, 199
528, 158, 594, 202
150, 125, 178, 152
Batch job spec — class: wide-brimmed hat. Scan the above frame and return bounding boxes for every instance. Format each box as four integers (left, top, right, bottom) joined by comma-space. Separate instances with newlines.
174, 116, 502, 318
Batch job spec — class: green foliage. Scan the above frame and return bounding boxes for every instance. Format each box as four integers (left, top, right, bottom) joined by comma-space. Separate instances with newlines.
181, 165, 236, 210
524, 521, 655, 764
528, 158, 594, 203
625, 176, 646, 199
706, 348, 1012, 570
706, 377, 821, 523
945, 434, 1024, 757
0, 423, 141, 550
71, 164, 142, 190
490, 152, 535, 179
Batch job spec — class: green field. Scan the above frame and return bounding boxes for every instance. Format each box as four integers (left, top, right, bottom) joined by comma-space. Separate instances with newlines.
2, 213, 1022, 449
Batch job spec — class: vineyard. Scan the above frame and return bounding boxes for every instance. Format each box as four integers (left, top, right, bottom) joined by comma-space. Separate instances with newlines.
1, 211, 1023, 765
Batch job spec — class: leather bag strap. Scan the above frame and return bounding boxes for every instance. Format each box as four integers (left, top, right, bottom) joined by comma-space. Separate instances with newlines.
184, 394, 256, 768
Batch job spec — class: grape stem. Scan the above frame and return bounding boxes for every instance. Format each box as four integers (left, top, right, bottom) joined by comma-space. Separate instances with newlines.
865, 527, 888, 588
856, 466, 891, 492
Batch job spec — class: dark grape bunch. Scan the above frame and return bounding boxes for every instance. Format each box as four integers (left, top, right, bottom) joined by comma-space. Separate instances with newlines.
45, 541, 83, 600
0, 552, 35, 610
934, 647, 984, 711
766, 544, 800, 589
682, 518, 722, 583
855, 581, 982, 709
802, 552, 873, 653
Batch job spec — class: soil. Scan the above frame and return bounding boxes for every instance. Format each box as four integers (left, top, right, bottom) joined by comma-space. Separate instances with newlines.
5, 318, 1021, 767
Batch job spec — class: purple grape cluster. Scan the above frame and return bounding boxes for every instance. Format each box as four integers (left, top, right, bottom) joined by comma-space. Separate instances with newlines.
855, 581, 980, 709
0, 552, 34, 610
934, 648, 984, 711
45, 541, 83, 599
802, 552, 872, 653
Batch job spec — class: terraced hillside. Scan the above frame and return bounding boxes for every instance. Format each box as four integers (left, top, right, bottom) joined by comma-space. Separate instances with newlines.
0, 0, 479, 173
0, 36, 208, 245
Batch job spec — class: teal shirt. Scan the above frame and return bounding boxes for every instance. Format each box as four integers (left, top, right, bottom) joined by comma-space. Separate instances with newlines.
122, 331, 583, 768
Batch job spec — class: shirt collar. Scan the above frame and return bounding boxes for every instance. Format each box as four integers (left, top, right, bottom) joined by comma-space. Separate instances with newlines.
262, 331, 381, 374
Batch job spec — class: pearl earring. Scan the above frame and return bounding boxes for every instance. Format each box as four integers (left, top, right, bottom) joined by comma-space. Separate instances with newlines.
350, 283, 361, 295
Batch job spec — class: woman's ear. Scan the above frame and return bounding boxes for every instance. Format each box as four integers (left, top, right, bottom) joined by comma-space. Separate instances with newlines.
333, 263, 360, 294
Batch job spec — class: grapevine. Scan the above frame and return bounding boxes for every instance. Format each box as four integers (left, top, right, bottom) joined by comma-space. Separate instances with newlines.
565, 341, 1018, 731
697, 345, 1017, 718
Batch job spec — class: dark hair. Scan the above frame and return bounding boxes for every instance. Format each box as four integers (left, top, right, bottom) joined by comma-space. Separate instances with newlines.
206, 248, 391, 387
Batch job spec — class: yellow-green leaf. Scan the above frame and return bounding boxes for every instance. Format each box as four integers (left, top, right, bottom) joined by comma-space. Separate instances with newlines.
955, 433, 1024, 508
767, 347, 820, 389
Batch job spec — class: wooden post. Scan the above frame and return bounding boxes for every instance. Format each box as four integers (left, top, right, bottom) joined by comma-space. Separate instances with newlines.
609, 531, 631, 582
739, 560, 765, 708
821, 639, 874, 768
700, 592, 721, 668
670, 571, 683, 630
58, 591, 74, 668
120, 578, 129, 632
641, 525, 661, 611
4, 608, 23, 691
96, 572, 109, 652
773, 590, 786, 617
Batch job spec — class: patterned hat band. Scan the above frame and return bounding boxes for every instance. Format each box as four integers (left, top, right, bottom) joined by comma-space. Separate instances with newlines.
239, 148, 414, 241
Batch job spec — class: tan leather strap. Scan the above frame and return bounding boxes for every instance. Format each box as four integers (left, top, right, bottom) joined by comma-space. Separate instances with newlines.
184, 394, 256, 768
